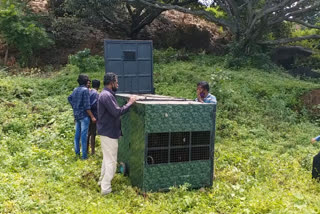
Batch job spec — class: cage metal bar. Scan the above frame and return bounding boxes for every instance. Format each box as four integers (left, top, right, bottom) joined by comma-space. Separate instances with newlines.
146, 131, 211, 165
170, 148, 189, 163
148, 145, 195, 151
168, 132, 171, 163
189, 131, 192, 162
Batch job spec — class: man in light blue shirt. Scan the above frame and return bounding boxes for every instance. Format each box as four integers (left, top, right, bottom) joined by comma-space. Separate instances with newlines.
195, 81, 217, 104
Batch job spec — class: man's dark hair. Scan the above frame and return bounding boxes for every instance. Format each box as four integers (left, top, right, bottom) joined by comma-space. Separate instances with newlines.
104, 72, 117, 86
197, 81, 210, 92
92, 79, 100, 89
77, 74, 89, 86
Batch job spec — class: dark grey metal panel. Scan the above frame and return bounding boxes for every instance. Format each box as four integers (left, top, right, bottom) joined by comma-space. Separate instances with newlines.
104, 40, 154, 94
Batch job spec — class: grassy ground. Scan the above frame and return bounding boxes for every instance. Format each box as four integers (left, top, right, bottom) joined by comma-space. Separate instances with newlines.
1, 54, 320, 213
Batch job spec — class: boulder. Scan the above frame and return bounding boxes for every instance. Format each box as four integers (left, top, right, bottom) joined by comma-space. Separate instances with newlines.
138, 10, 230, 55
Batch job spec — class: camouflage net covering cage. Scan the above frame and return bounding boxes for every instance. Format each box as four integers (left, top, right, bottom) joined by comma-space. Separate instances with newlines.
117, 94, 216, 191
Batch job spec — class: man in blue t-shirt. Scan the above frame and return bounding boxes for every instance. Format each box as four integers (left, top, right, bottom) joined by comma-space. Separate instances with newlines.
195, 81, 217, 104
87, 79, 100, 155
68, 74, 96, 159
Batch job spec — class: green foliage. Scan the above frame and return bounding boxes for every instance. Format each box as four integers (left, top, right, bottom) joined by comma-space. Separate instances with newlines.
154, 48, 193, 64
296, 53, 320, 70
292, 26, 320, 50
62, 0, 129, 35
0, 1, 53, 66
2, 51, 320, 213
291, 25, 320, 69
68, 49, 104, 73
153, 47, 178, 63
51, 16, 100, 48
268, 22, 293, 40
205, 6, 226, 18
63, 0, 124, 20
223, 43, 276, 70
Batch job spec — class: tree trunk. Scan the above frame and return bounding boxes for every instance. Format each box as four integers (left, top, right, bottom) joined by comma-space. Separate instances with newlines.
4, 47, 8, 65
129, 8, 164, 39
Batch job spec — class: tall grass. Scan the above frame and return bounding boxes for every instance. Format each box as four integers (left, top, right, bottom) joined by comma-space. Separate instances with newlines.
1, 53, 320, 213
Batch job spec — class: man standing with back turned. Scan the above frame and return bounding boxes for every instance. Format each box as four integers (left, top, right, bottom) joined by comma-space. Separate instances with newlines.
87, 79, 100, 155
97, 72, 136, 195
68, 74, 96, 160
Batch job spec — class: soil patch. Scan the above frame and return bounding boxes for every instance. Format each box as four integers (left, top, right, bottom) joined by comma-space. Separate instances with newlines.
302, 89, 320, 113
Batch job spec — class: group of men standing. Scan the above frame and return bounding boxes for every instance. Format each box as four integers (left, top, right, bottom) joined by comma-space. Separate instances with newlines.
68, 73, 216, 195
68, 73, 136, 195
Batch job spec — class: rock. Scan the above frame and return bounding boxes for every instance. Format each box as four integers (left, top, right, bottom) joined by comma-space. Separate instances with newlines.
27, 0, 48, 14
34, 17, 107, 65
138, 10, 230, 55
199, 187, 206, 192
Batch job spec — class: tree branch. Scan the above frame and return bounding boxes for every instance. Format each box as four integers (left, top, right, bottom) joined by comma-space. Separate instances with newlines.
263, 0, 311, 26
225, 0, 239, 17
130, 9, 163, 37
285, 18, 320, 30
135, 0, 234, 31
258, 0, 293, 18
246, 0, 293, 37
258, 35, 320, 45
215, 0, 230, 15
126, 3, 134, 18
176, 0, 198, 6
286, 2, 320, 17
246, 0, 253, 24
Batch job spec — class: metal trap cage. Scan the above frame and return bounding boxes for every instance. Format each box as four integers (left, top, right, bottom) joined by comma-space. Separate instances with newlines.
116, 94, 216, 192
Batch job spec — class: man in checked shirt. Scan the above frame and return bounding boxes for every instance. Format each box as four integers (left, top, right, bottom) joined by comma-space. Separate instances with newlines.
68, 74, 96, 160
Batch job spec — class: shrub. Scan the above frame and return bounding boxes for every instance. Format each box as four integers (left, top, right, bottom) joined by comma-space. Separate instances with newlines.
68, 49, 104, 73
224, 43, 276, 70
291, 27, 320, 50
0, 1, 53, 66
154, 47, 193, 64
291, 25, 320, 69
296, 53, 320, 70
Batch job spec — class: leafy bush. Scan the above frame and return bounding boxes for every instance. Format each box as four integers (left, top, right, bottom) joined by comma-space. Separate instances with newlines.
224, 43, 276, 70
296, 53, 320, 70
68, 49, 104, 73
0, 1, 53, 66
2, 119, 27, 135
224, 53, 276, 70
205, 6, 226, 18
268, 22, 293, 40
292, 27, 320, 50
154, 47, 193, 64
291, 25, 320, 69
154, 47, 177, 63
